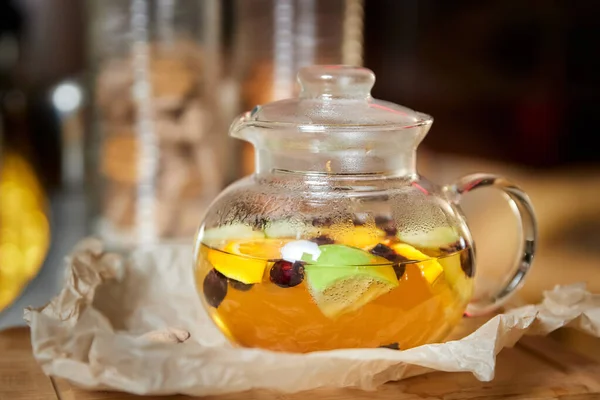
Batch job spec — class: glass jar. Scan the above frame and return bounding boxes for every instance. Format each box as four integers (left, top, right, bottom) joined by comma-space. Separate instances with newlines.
87, 0, 227, 248
193, 66, 538, 353
232, 0, 365, 176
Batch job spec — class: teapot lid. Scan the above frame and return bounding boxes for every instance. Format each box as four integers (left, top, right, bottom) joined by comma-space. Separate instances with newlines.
247, 65, 432, 130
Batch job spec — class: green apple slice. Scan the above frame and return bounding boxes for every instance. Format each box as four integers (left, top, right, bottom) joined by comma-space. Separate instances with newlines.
304, 245, 399, 319
202, 223, 264, 245
398, 226, 460, 249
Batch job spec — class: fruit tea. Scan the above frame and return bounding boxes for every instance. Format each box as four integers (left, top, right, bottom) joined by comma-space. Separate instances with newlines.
195, 220, 474, 353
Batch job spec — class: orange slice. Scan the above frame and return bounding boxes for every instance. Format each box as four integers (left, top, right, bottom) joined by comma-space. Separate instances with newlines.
329, 226, 386, 250
391, 243, 443, 284
207, 238, 290, 284
226, 238, 291, 260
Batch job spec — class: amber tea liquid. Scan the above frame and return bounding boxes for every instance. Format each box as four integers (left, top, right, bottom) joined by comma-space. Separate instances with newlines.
195, 238, 473, 353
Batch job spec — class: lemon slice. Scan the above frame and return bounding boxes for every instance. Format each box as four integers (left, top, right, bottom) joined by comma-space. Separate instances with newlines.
438, 251, 473, 302
391, 243, 444, 284
207, 238, 288, 284
329, 226, 386, 250
397, 226, 460, 249
304, 245, 399, 319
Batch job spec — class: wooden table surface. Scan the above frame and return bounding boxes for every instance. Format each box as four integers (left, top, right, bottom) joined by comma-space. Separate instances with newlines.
2, 327, 600, 400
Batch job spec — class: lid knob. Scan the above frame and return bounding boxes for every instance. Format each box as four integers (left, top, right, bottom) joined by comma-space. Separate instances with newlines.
298, 65, 375, 100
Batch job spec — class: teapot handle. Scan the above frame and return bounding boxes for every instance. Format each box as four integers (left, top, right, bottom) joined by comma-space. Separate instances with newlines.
443, 174, 538, 316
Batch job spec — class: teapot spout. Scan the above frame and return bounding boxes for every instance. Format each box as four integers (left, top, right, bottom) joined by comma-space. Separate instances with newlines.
229, 111, 253, 140
413, 112, 433, 146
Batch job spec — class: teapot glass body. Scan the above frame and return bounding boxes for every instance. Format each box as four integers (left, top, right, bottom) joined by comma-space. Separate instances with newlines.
194, 66, 537, 353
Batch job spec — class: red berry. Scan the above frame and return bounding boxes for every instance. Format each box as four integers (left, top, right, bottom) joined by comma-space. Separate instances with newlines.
460, 248, 474, 277
270, 260, 305, 288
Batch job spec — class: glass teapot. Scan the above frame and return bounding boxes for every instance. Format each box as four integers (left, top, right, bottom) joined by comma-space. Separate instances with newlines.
194, 66, 537, 353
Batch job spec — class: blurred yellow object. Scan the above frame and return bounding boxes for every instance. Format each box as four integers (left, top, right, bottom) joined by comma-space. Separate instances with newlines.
0, 152, 50, 312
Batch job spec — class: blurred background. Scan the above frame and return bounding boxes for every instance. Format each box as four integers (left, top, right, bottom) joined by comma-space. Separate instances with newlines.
1, 0, 599, 328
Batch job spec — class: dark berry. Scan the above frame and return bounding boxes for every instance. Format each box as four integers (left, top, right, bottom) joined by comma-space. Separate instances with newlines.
375, 216, 398, 236
392, 264, 406, 280
378, 342, 400, 350
229, 279, 254, 291
383, 226, 398, 236
203, 269, 228, 308
441, 240, 464, 254
370, 243, 408, 279
310, 235, 335, 245
370, 243, 398, 262
460, 248, 474, 277
352, 217, 366, 226
370, 243, 409, 263
312, 217, 333, 227
253, 217, 269, 230
374, 216, 391, 225
270, 260, 305, 288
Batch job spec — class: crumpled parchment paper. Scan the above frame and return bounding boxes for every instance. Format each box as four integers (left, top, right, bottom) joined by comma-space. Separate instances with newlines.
24, 238, 600, 396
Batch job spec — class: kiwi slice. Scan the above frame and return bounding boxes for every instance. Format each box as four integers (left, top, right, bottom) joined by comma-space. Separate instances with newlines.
304, 245, 399, 319
398, 226, 460, 249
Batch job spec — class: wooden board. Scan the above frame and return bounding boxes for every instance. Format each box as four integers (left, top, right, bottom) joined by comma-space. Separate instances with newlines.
0, 328, 58, 400
2, 327, 600, 400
